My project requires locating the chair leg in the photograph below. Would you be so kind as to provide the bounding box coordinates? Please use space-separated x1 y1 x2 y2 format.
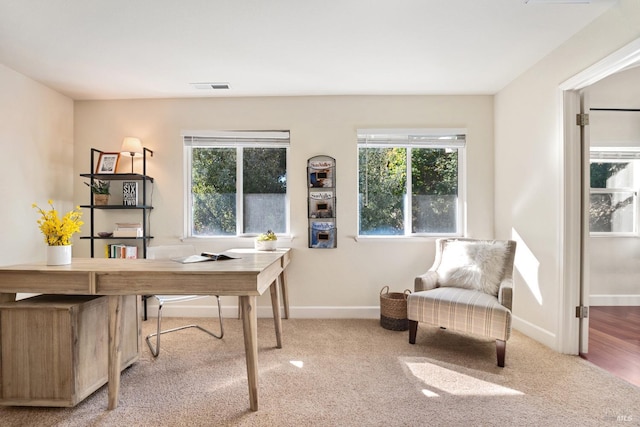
145 296 225 358
409 320 418 344
496 339 506 367
145 299 164 357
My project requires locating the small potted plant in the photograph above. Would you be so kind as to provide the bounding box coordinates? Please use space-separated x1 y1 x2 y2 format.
85 180 111 205
255 230 277 251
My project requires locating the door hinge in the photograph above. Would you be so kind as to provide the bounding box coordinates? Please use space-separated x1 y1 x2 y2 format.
576 305 589 319
576 113 590 126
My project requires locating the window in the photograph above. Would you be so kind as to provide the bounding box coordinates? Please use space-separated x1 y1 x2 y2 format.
590 148 640 236
184 131 289 237
357 129 465 237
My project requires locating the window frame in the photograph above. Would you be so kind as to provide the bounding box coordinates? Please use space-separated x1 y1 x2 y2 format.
589 147 640 237
356 128 466 238
183 130 290 239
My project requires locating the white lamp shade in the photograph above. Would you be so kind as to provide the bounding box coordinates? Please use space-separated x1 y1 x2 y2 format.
120 137 143 157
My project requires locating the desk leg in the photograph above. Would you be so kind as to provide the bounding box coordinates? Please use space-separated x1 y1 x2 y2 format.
270 279 283 349
279 271 289 319
240 295 259 411
107 295 123 410
0 292 15 392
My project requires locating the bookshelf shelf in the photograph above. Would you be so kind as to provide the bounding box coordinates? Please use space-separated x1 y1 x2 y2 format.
80 205 153 210
80 173 154 183
80 236 154 240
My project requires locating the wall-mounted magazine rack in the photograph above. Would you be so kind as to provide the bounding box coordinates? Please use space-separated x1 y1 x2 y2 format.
308 155 336 248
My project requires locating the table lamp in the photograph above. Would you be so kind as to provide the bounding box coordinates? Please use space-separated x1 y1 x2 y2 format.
120 137 143 173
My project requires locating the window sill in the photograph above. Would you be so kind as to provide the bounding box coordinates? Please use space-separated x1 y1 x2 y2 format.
590 233 639 238
352 235 459 242
182 235 295 244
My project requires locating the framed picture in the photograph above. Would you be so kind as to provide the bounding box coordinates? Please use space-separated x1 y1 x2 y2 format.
96 152 120 174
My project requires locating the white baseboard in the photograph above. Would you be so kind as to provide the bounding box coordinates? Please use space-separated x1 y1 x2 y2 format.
146 303 381 319
589 294 640 306
511 315 557 351
286 306 380 319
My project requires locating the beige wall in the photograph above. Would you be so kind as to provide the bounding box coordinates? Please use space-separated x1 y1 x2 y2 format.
495 0 640 350
0 63 74 267
74 95 494 315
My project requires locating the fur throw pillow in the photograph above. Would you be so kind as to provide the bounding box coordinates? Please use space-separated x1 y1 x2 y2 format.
436 240 508 296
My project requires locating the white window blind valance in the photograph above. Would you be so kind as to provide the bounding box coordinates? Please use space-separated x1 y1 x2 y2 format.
590 147 640 160
183 130 290 148
357 128 466 148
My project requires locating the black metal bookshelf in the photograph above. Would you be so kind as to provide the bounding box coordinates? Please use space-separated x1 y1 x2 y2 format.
80 148 154 258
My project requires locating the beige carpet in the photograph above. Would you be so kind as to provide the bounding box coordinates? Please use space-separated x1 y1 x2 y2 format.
1 317 639 427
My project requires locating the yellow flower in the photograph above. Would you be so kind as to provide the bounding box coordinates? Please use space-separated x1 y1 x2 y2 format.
33 201 83 246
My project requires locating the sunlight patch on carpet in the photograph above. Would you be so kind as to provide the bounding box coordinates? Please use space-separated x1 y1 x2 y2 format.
406 362 524 397
290 360 304 368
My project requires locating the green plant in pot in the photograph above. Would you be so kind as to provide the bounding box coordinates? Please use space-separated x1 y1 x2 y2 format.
85 180 110 205
255 230 277 250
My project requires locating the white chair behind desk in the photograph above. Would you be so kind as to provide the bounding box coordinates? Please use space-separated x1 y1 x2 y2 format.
145 245 224 357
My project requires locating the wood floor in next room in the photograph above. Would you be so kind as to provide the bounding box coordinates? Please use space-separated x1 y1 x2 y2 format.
581 306 640 388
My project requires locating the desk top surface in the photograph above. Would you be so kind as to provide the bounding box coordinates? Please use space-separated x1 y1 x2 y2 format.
0 248 289 273
0 248 290 296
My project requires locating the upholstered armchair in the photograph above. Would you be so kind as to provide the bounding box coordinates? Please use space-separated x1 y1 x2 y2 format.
407 238 517 367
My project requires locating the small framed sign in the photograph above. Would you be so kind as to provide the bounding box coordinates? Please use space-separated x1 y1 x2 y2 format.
96 152 120 174
122 181 138 206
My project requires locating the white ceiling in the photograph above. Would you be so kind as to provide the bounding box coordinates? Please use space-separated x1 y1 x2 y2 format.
0 0 618 100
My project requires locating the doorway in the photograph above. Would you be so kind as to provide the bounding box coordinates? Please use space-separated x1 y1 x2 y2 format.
560 37 640 356
580 69 640 386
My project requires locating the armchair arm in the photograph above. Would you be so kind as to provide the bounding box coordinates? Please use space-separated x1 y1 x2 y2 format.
414 271 439 292
498 278 513 311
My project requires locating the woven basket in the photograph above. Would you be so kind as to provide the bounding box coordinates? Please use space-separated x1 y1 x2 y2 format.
379 286 411 331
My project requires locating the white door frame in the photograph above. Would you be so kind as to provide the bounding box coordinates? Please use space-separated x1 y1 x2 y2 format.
559 37 640 354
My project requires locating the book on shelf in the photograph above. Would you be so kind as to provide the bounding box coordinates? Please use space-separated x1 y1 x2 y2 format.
124 246 138 259
112 222 143 237
112 228 143 237
105 244 138 259
171 252 239 264
115 222 141 228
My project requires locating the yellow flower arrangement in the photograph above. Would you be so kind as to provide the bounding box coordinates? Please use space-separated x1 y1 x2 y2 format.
32 200 84 246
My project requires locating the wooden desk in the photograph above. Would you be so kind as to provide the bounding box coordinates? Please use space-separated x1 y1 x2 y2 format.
0 248 291 411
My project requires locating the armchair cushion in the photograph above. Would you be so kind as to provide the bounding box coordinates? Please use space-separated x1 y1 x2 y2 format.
436 240 509 296
407 287 512 341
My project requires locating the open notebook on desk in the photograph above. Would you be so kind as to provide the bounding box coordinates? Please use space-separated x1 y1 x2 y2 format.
172 252 239 264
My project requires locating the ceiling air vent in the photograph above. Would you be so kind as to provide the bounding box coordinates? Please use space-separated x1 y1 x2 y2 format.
524 0 590 3
191 82 230 90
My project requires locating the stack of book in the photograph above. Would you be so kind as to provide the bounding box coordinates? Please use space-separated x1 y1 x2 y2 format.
112 222 143 238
